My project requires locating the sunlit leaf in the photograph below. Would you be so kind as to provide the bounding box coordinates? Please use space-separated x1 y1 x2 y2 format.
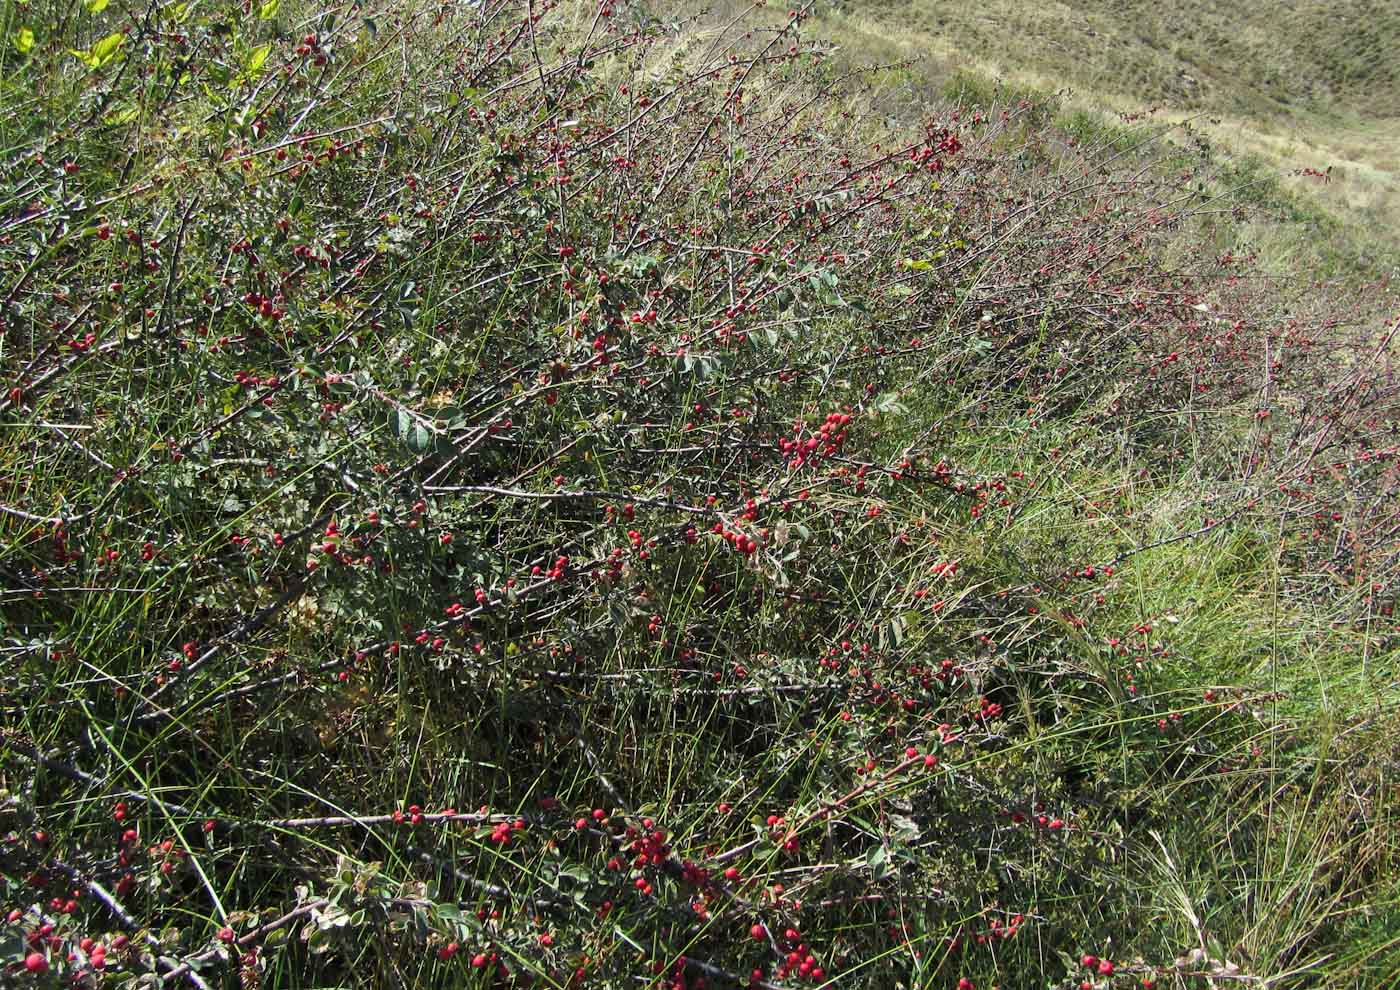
93 31 124 61
105 103 139 125
246 43 272 74
71 31 124 68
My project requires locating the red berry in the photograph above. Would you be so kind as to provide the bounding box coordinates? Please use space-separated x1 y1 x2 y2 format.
750 924 765 941
1081 954 1097 968
25 952 49 974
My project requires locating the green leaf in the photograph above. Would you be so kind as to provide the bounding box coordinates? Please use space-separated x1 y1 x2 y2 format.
13 27 35 53
807 268 845 307
104 104 139 125
889 813 921 842
246 44 272 74
259 0 280 18
393 409 435 453
864 844 895 880
85 0 111 12
874 391 909 415
888 613 906 647
92 31 124 62
71 31 123 68
558 864 593 884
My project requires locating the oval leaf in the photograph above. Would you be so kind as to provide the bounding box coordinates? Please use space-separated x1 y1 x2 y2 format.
246 43 272 74
75 31 125 68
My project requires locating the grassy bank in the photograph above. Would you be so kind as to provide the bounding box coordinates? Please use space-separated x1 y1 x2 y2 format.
783 0 1400 285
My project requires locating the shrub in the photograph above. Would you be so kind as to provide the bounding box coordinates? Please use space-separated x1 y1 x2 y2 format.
2 1 1397 988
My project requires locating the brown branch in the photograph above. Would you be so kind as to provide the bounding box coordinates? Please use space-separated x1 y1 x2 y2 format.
159 899 329 987
47 859 209 990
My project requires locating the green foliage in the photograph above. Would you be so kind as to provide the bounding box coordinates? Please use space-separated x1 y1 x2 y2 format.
0 1 1397 989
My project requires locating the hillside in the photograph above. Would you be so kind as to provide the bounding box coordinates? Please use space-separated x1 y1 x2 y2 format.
839 0 1400 115
793 0 1400 282
2 2 1398 989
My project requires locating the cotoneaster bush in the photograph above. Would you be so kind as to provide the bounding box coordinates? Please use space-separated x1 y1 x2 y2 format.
1 1 1397 989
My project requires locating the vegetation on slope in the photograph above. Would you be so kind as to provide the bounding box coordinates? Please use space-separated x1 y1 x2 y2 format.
793 0 1400 283
834 0 1400 116
1 1 1398 989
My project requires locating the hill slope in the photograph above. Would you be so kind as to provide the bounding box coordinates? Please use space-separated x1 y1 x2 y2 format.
796 0 1400 281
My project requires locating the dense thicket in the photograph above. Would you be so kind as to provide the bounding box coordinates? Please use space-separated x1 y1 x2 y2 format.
2 2 1397 988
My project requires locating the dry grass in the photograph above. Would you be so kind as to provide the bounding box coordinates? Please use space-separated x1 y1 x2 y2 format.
788 0 1400 277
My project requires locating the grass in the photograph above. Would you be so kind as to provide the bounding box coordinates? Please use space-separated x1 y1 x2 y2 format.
788 0 1400 285
1 1 1399 989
